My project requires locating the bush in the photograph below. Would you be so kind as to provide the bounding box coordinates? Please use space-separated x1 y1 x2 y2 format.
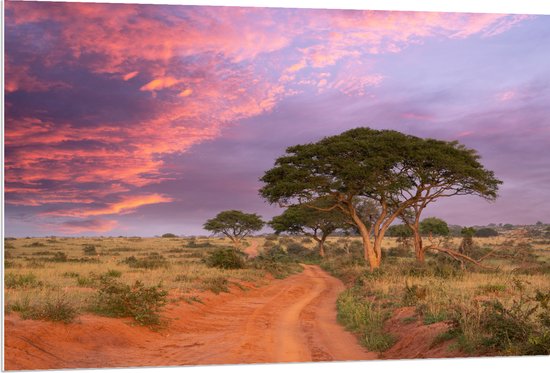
449 285 550 355
204 248 246 269
121 253 169 269
82 244 97 256
50 252 68 262
200 276 229 294
474 228 499 237
10 295 78 323
187 240 213 248
5 273 42 289
93 278 168 326
337 287 396 351
249 247 303 279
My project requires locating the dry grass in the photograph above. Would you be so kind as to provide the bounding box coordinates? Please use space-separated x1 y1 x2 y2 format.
4 236 278 322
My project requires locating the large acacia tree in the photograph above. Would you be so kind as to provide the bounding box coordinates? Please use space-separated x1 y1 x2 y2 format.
269 198 349 257
260 127 501 270
394 138 501 263
260 128 416 269
203 210 264 250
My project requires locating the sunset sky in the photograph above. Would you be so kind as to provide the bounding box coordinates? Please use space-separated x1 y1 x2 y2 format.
5 1 550 236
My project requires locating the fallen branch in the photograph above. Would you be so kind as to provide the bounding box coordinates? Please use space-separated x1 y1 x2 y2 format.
424 245 497 270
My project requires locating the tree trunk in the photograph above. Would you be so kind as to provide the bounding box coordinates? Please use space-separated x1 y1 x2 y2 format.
407 221 425 264
230 237 242 251
351 210 379 270
413 231 425 263
318 240 325 257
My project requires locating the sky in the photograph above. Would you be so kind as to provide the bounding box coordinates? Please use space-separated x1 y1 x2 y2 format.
4 1 550 237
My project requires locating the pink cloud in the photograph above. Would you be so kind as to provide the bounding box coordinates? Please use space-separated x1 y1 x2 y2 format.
57 219 118 234
41 194 173 218
5 2 530 232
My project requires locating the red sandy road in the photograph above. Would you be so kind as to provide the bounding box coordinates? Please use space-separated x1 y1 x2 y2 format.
4 265 376 370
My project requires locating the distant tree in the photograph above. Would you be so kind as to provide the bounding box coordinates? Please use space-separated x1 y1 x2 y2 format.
269 197 349 257
459 227 476 255
474 228 499 237
503 224 514 230
203 210 264 250
161 233 177 238
448 225 463 237
386 224 413 238
419 217 449 237
536 221 544 226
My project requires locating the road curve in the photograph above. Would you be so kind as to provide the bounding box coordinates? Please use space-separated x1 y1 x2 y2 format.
4 265 376 370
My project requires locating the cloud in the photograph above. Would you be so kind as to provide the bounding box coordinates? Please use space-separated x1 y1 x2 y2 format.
58 219 118 234
42 194 173 218
4 2 532 233
123 71 139 81
140 76 183 92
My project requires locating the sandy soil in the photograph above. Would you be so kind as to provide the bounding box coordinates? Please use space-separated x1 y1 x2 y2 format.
4 265 376 370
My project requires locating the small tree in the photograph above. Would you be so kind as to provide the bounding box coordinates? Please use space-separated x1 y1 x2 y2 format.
203 210 264 250
459 227 476 255
419 217 449 237
269 198 349 257
474 228 499 237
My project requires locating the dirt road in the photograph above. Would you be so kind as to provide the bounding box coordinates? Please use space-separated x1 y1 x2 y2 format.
4 265 376 370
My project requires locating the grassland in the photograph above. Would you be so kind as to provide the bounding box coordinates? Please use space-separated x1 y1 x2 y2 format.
4 231 550 357
320 233 550 356
3 235 304 326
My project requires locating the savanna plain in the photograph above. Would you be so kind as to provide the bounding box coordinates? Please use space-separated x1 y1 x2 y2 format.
4 227 550 370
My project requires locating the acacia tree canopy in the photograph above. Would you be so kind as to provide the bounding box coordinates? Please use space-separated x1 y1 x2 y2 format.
395 137 502 262
260 127 418 269
269 197 350 256
203 210 264 249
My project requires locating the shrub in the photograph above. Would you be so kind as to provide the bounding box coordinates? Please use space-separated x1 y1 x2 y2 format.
204 248 246 269
121 253 169 269
449 285 550 355
93 278 168 326
82 244 97 256
337 287 396 351
200 276 229 294
10 295 78 323
474 228 499 237
26 242 46 247
5 273 42 289
105 269 122 278
50 252 68 262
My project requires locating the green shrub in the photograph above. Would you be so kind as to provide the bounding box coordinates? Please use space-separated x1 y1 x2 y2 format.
105 269 122 278
121 253 169 269
26 242 46 247
204 248 246 269
5 273 42 289
200 276 229 294
93 278 168 326
10 295 78 323
82 244 97 256
50 252 68 262
402 284 428 306
76 276 96 287
337 287 396 352
449 286 550 355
